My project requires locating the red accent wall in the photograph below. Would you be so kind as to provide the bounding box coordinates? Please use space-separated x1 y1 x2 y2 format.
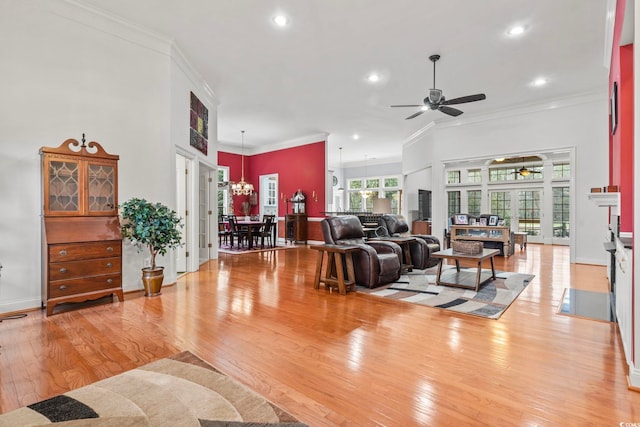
218 141 326 218
610 0 634 233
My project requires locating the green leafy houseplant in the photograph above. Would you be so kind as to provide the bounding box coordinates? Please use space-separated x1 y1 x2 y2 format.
120 198 183 270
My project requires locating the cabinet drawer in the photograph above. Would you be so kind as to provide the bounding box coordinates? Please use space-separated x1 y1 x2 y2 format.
49 241 121 262
49 257 121 281
49 274 121 298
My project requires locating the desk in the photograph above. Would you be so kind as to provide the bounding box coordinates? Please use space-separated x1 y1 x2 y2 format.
431 248 500 291
369 236 416 273
310 244 359 295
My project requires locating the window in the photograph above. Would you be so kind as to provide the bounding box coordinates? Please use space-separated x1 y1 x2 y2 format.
217 166 230 217
467 190 481 216
489 167 513 182
468 169 481 183
553 187 570 238
490 191 511 226
489 165 543 182
347 175 400 213
447 191 460 218
553 163 571 179
447 170 461 184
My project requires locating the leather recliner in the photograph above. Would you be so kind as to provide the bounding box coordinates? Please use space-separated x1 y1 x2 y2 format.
378 214 441 269
321 215 402 288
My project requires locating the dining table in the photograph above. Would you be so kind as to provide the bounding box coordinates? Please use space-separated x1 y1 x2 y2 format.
234 220 265 249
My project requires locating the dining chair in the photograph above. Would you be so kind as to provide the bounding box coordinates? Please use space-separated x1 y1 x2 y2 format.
256 215 276 248
218 216 231 246
227 215 248 248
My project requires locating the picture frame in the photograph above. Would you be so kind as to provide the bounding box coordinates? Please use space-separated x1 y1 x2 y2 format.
497 219 506 226
479 217 487 226
455 214 468 225
189 91 209 155
488 215 499 226
611 81 618 136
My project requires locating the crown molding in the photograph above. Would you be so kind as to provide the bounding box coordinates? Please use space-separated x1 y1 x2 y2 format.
58 0 172 56
436 91 605 130
403 91 605 147
60 0 217 106
169 43 218 107
219 133 329 156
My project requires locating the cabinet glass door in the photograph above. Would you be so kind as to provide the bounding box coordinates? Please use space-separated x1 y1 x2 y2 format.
47 160 80 214
87 162 116 214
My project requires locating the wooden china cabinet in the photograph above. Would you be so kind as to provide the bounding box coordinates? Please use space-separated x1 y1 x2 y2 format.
40 136 124 315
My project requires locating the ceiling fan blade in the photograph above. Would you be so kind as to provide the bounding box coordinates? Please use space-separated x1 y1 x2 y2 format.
442 93 486 105
438 106 464 117
390 104 423 108
405 110 426 120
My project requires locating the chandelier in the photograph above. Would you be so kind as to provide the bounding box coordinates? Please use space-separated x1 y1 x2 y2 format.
231 130 254 196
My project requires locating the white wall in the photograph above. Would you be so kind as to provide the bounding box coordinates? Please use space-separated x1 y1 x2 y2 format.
0 1 216 313
403 95 609 265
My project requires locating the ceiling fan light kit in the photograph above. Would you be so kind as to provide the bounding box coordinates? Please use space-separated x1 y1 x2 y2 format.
390 54 486 119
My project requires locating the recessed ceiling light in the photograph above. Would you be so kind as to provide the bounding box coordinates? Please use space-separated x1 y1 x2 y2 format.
507 25 525 36
367 73 380 83
273 15 288 27
352 134 360 140
532 77 548 87
420 106 428 111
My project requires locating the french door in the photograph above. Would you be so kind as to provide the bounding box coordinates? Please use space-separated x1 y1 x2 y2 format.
489 188 544 244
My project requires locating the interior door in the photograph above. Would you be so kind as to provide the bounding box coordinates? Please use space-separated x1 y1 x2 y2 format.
260 174 278 237
175 154 188 272
199 164 215 263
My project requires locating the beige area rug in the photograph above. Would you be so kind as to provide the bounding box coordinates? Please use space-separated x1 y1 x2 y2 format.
359 266 534 320
0 351 307 426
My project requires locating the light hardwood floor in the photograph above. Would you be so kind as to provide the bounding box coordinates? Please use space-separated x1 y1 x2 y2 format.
0 244 638 425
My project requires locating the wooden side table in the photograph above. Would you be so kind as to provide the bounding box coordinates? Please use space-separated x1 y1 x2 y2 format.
310 244 359 295
369 236 416 273
513 232 528 250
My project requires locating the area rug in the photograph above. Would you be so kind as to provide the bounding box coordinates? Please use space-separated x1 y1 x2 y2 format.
218 243 295 255
359 266 535 319
0 351 307 426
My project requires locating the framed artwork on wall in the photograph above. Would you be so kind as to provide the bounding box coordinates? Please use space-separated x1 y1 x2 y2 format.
190 92 208 155
610 81 618 136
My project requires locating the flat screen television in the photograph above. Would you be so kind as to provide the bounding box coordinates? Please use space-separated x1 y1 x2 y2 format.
418 189 432 220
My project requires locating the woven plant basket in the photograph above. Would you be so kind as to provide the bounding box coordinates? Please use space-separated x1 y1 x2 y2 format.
452 240 483 254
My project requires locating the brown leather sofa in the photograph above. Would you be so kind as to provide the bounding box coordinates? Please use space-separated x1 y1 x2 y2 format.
321 215 402 288
378 214 441 269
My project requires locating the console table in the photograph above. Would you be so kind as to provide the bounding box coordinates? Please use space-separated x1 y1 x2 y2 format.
450 225 512 257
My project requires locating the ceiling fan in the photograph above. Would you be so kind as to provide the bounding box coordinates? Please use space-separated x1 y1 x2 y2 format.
516 165 542 177
390 54 486 119
514 158 543 177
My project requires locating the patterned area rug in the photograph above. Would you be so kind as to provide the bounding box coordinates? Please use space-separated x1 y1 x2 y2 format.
218 243 295 255
0 351 307 426
359 266 534 319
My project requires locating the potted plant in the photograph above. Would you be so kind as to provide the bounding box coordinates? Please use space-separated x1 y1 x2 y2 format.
120 197 183 296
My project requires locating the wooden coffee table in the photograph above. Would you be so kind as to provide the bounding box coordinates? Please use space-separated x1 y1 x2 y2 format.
431 248 500 291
